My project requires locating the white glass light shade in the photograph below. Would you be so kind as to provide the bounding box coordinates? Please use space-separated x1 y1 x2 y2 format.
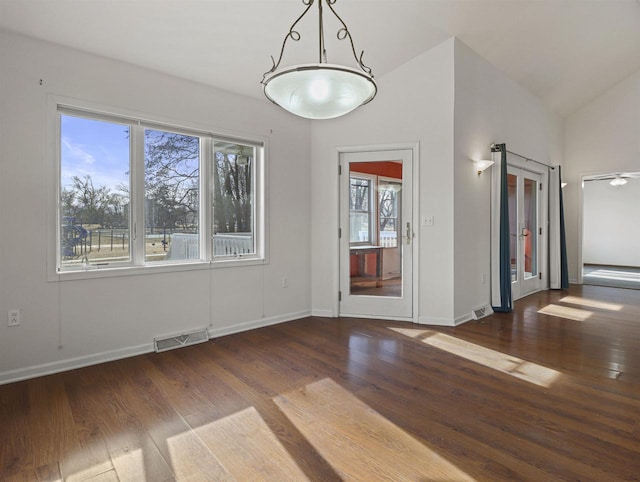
473 159 494 175
263 63 377 120
610 175 627 186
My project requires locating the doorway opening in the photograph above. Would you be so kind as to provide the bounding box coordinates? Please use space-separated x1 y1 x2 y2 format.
581 172 640 290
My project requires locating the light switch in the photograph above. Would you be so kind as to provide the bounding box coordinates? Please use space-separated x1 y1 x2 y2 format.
422 216 434 226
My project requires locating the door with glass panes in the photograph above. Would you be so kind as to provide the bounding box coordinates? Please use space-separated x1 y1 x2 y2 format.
508 166 542 299
339 149 413 319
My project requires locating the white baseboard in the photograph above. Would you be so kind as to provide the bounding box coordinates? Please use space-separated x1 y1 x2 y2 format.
0 310 311 386
207 310 311 339
311 309 334 318
417 315 456 326
455 314 473 325
0 342 154 386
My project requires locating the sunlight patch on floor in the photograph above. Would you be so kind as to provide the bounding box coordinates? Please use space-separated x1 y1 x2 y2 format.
184 406 308 481
559 295 623 311
538 304 593 321
63 452 116 482
166 423 233 481
110 447 146 482
388 327 560 388
586 269 640 283
274 377 476 481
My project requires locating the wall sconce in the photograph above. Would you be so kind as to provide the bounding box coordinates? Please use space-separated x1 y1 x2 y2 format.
473 159 494 175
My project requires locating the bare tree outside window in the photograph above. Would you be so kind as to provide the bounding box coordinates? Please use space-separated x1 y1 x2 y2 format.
213 144 255 256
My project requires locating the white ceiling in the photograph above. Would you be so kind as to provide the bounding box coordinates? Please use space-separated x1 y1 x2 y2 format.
1 0 639 118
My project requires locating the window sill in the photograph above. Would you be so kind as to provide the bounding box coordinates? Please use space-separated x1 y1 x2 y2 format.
50 257 267 282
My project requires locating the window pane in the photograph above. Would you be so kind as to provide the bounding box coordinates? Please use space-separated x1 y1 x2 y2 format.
350 178 370 210
213 142 255 256
350 212 371 243
379 181 400 248
350 177 372 244
60 115 131 267
145 129 200 262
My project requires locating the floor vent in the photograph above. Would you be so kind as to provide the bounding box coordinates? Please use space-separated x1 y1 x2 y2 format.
471 304 494 321
154 329 209 353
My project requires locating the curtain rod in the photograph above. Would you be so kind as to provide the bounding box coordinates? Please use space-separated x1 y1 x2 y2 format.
490 143 555 170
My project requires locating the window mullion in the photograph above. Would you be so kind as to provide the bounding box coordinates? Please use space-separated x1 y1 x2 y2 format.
201 137 213 262
131 125 146 266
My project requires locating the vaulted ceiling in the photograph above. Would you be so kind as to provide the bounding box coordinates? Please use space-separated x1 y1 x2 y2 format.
1 0 639 117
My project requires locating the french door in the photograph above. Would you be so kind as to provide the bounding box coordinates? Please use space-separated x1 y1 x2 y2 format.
339 149 413 319
508 166 542 299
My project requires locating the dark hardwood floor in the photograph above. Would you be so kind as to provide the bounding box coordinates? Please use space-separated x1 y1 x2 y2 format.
1 284 639 481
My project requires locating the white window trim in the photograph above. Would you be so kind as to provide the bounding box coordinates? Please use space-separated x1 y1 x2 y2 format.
349 172 377 246
47 95 268 282
378 176 401 248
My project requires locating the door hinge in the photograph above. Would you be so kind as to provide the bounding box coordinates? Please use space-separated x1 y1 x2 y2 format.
539 227 542 235
338 291 342 301
339 228 342 238
539 272 542 280
338 165 342 175
540 183 543 191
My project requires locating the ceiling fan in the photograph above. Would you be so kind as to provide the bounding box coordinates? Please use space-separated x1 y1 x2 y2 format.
583 172 640 185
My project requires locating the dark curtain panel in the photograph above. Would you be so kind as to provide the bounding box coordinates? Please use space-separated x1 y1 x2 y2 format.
493 143 513 312
558 166 569 289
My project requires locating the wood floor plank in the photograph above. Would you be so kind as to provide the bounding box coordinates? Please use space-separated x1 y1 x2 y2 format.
275 377 476 481
109 359 235 481
67 364 175 482
142 352 310 480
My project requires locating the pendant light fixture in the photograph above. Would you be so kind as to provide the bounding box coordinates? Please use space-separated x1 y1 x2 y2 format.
261 0 377 120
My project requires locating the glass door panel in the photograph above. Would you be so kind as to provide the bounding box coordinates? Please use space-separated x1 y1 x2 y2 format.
523 177 538 279
339 150 413 319
508 173 518 283
508 166 542 300
348 165 402 298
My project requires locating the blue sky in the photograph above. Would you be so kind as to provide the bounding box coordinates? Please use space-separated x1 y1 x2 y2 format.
60 115 130 192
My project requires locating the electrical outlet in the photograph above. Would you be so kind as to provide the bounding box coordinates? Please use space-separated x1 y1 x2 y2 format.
8 309 20 327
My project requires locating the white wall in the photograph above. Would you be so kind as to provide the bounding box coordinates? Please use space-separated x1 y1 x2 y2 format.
453 40 564 321
564 69 640 281
583 178 640 267
309 37 564 326
0 32 312 383
310 38 456 324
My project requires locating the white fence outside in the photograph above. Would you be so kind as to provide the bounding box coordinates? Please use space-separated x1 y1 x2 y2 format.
166 233 253 260
213 233 253 256
356 230 398 247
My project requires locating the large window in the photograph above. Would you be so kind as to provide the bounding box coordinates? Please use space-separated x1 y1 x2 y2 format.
56 106 264 274
349 174 400 247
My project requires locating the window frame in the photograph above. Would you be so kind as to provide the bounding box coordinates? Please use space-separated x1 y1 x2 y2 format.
47 97 267 281
349 173 377 246
378 176 401 249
